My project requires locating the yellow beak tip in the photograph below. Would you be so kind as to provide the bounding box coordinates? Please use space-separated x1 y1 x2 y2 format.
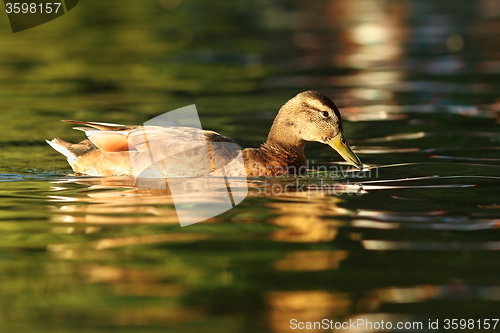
326 133 363 171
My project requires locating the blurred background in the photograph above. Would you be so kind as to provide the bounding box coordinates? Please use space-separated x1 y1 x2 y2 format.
1 0 500 332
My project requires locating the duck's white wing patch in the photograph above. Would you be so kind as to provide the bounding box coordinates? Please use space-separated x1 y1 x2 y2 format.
82 121 126 127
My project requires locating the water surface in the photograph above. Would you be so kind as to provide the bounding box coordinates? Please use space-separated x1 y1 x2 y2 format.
1 0 500 332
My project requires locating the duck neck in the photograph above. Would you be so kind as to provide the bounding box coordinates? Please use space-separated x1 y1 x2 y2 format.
262 127 307 167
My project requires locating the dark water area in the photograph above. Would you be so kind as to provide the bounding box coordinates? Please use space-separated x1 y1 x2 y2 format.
1 0 500 332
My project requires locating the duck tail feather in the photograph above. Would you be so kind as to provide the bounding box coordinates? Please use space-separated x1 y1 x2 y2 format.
46 138 78 165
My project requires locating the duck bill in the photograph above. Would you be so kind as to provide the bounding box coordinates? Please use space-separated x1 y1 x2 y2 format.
326 133 363 170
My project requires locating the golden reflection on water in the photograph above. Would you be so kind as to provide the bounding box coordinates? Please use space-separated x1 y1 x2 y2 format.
274 250 347 271
267 291 350 333
268 198 346 243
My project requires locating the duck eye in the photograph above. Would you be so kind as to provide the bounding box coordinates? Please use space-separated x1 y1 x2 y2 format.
321 111 329 117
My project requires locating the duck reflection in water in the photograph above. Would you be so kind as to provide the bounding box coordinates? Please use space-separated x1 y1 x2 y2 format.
49 174 359 232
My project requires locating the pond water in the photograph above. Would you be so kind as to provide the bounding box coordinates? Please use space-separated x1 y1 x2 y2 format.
1 0 500 332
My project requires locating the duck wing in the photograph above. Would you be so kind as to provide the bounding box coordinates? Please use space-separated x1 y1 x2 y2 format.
127 126 242 176
62 121 244 177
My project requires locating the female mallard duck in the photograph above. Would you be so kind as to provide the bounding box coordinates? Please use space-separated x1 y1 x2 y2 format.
47 91 362 177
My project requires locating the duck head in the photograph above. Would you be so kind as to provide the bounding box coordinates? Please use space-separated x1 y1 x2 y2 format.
267 91 363 169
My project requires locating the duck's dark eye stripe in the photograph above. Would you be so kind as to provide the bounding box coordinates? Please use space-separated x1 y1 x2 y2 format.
305 104 320 112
